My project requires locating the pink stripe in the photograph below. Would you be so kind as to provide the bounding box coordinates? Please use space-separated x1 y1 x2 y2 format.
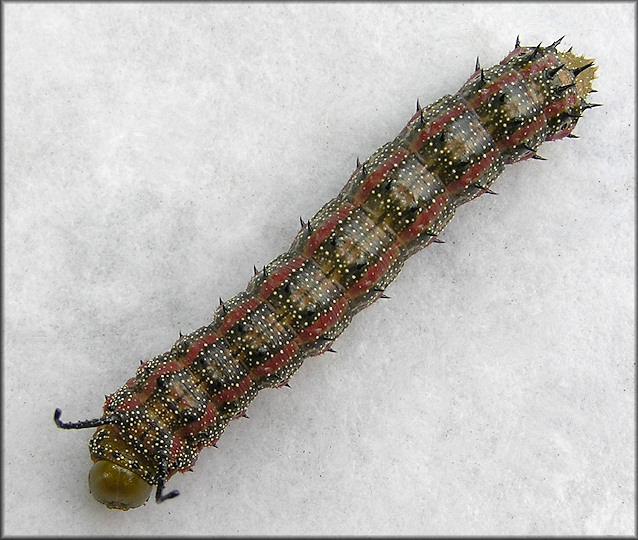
398 192 450 244
346 246 400 298
219 297 261 334
253 342 299 378
444 149 500 195
259 256 306 298
408 104 466 153
354 149 410 203
297 297 349 343
303 203 354 256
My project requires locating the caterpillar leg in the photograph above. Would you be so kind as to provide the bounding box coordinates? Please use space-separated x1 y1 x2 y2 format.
54 408 113 429
155 478 180 503
155 459 179 503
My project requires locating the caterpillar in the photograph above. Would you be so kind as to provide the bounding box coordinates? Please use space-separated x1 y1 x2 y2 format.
54 37 598 510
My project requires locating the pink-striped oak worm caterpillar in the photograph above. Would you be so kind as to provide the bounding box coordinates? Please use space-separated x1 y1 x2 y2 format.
55 37 598 510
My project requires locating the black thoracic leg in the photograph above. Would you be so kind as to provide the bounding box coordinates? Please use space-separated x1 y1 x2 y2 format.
155 457 180 503
54 408 114 429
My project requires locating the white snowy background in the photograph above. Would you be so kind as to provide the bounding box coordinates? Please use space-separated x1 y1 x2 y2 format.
4 3 635 536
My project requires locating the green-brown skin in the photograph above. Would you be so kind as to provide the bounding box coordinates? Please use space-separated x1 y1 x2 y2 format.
58 40 597 509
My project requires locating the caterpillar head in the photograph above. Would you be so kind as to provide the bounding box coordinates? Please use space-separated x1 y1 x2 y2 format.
88 460 152 510
54 408 175 510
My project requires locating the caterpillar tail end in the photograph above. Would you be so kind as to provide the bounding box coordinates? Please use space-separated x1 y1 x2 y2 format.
88 460 152 510
557 50 598 99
